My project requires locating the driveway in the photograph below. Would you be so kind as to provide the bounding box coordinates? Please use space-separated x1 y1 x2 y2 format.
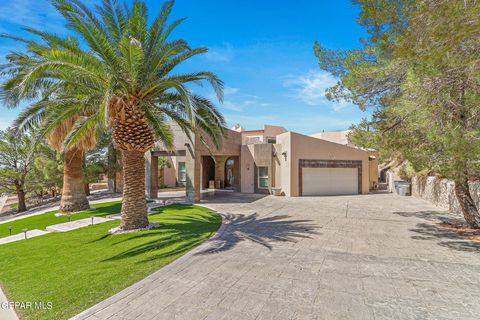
72 192 480 320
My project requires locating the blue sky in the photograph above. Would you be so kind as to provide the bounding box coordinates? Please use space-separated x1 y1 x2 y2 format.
0 0 369 134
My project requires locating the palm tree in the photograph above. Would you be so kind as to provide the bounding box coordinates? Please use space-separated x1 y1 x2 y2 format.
48 116 96 212
0 0 225 230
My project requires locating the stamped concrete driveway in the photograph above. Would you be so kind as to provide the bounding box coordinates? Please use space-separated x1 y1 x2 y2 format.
72 192 480 320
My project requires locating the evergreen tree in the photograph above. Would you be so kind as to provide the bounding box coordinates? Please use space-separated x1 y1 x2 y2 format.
315 0 480 227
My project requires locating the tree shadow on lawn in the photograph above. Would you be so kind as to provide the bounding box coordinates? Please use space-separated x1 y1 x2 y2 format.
100 214 221 263
196 213 320 254
92 202 123 217
393 210 480 253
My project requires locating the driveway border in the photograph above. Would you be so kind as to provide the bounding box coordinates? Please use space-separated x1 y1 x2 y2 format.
0 285 19 320
70 208 227 320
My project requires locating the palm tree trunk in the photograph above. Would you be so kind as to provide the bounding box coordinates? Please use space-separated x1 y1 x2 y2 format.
119 150 149 230
454 178 480 229
60 148 90 213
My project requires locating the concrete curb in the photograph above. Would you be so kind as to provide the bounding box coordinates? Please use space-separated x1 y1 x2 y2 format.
70 208 228 320
0 197 123 226
0 285 19 320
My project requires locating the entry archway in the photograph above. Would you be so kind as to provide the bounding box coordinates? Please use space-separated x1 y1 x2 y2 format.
224 156 239 189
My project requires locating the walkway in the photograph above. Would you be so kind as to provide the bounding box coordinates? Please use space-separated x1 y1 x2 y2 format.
71 192 480 320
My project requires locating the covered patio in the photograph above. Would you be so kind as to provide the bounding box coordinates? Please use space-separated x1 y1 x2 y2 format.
144 124 242 203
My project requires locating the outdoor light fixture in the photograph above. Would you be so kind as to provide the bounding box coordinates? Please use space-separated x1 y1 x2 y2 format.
22 228 28 240
282 151 287 161
91 216 94 226
8 226 12 236
246 163 250 170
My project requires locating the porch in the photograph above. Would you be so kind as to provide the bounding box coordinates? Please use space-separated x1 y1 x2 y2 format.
145 151 241 203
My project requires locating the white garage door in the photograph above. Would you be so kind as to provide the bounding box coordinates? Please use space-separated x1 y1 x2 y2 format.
302 167 358 196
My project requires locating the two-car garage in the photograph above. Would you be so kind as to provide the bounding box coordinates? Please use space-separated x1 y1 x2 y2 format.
301 167 359 196
298 159 363 196
274 131 377 197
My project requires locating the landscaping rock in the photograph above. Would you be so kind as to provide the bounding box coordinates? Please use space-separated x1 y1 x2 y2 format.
108 222 160 235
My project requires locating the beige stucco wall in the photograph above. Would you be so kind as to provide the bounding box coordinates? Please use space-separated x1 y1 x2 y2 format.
240 144 276 193
241 125 288 145
369 157 379 190
161 155 185 188
241 130 264 144
278 132 373 196
273 144 282 189
153 123 190 151
162 167 177 188
254 144 274 192
153 122 241 157
263 125 288 140
276 132 292 196
195 129 241 156
240 145 255 193
309 130 351 145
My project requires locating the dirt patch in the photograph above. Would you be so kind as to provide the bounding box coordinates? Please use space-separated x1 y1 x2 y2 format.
438 222 480 244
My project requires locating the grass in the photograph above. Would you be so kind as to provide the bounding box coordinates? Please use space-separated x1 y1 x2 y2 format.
0 201 121 238
0 203 221 320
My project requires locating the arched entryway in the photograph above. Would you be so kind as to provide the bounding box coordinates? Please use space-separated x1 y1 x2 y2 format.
224 156 239 190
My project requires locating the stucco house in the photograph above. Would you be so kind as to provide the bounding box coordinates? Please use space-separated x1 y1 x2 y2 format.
142 123 378 202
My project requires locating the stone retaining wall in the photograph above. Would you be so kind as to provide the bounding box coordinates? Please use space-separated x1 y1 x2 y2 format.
411 176 480 214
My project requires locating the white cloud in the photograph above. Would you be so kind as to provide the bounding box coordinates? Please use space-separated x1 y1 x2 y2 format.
223 86 240 95
216 87 270 113
204 43 233 62
283 70 352 111
221 101 243 112
0 0 64 30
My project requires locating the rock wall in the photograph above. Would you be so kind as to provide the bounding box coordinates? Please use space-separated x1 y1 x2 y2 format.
411 176 480 214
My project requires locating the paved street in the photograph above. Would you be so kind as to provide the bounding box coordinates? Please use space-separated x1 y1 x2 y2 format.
72 192 480 320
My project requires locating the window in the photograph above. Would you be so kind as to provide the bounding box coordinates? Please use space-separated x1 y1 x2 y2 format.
178 162 186 184
258 166 269 189
245 135 263 144
266 137 276 144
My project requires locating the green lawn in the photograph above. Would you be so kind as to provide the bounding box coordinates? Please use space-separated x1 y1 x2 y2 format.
0 203 221 320
0 201 122 238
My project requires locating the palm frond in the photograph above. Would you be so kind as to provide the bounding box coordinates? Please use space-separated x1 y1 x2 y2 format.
97 0 128 42
141 106 174 149
62 113 100 149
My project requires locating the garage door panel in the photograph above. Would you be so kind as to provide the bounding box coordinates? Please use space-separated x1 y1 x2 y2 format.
302 167 358 196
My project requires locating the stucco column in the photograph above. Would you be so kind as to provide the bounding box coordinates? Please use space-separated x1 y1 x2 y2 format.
214 156 227 189
144 152 158 199
185 141 201 203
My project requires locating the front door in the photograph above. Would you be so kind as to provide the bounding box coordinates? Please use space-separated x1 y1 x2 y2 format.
224 157 237 188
